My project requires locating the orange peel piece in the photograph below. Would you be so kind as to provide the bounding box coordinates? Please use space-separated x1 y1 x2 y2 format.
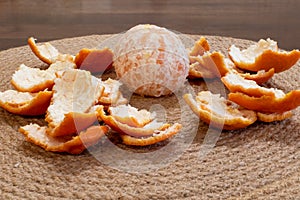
240 68 275 84
120 123 182 146
98 105 171 137
11 61 76 93
0 90 52 116
74 48 114 73
46 69 104 137
257 111 293 122
189 51 229 79
229 38 300 73
228 90 300 113
98 78 127 107
19 124 108 154
28 37 74 65
183 92 257 130
189 36 210 57
221 72 284 97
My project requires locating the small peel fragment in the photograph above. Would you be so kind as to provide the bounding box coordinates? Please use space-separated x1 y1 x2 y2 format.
19 124 108 154
229 38 300 73
228 90 300 113
120 123 182 146
74 48 114 73
0 90 52 116
257 111 293 122
183 91 257 130
189 36 210 57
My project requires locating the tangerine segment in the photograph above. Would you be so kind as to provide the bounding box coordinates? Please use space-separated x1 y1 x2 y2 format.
0 90 52 116
189 37 210 57
228 90 300 113
221 73 284 98
183 92 257 130
121 123 182 146
19 124 108 154
189 51 229 79
229 38 300 73
11 61 76 93
257 111 293 122
74 48 114 73
98 105 170 137
28 37 60 65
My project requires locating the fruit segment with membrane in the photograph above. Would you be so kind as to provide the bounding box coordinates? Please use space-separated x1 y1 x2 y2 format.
183 91 257 130
229 38 300 73
113 24 189 97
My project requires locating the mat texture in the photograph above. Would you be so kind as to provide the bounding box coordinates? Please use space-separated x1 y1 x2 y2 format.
0 35 299 200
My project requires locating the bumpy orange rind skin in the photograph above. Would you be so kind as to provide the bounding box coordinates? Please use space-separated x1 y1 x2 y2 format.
183 93 257 130
189 37 210 57
0 91 52 116
19 125 108 154
229 49 300 73
228 90 300 113
120 123 182 146
257 111 293 123
74 48 114 73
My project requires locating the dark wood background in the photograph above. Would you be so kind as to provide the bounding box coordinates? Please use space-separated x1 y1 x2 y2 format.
0 0 299 50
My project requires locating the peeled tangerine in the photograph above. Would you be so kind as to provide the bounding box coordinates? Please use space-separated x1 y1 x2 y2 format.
183 91 257 130
113 24 189 97
229 38 300 73
98 105 182 146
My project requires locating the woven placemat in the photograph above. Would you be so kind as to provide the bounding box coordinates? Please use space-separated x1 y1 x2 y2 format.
0 34 299 199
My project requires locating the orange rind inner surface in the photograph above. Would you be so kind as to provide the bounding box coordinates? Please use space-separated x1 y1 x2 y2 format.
74 48 114 73
189 37 210 57
98 78 127 107
120 123 182 146
0 90 52 116
183 92 257 130
98 105 170 137
19 124 108 154
257 111 293 123
240 68 275 84
45 69 104 137
11 61 76 93
229 38 300 73
228 90 300 113
221 73 284 98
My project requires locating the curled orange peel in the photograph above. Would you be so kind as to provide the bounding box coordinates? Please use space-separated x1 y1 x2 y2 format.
120 123 182 146
189 36 210 57
28 37 74 65
229 38 300 73
0 90 52 116
257 111 293 123
228 90 300 113
19 124 108 154
183 92 257 130
74 48 114 73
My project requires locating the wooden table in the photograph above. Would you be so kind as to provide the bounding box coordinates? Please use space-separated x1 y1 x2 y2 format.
0 0 299 50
